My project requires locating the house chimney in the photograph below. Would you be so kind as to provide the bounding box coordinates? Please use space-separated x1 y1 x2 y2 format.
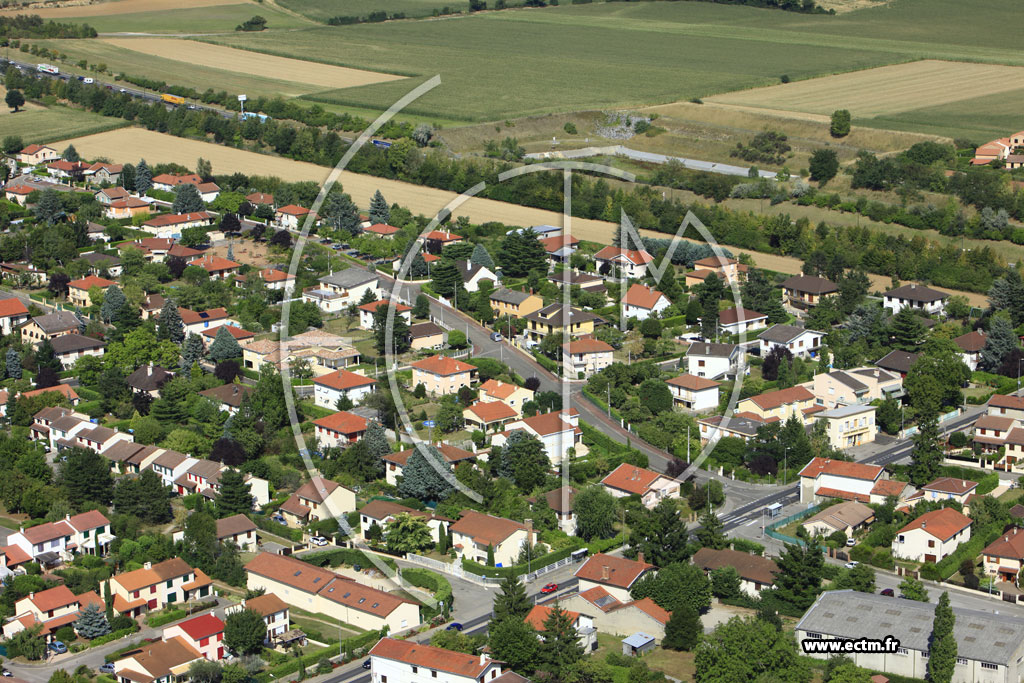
65 514 70 521
233 386 238 396
601 565 609 581
146 365 152 378
143 561 152 570
921 522 926 529
479 653 487 666
963 480 967 487
28 592 34 600
637 551 645 565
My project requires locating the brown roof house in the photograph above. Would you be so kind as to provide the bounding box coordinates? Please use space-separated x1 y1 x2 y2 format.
692 547 780 597
279 476 355 529
891 508 972 564
601 463 680 510
575 553 655 603
449 510 536 568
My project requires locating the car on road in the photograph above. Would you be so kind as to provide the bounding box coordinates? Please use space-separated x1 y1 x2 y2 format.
331 244 343 250
446 623 463 631
310 535 329 546
490 332 503 342
119 88 126 93
844 561 859 569
846 538 856 546
3 668 14 677
540 582 558 594
48 641 68 655
362 660 371 670
271 513 286 524
880 588 895 597
99 663 115 674
83 77 93 84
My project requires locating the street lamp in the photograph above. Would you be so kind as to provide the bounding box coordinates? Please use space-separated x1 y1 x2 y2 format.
784 446 789 485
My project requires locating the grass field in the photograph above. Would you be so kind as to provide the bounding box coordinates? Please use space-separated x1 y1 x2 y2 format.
0 104 126 145
30 1 310 33
0 0 249 17
278 0 471 21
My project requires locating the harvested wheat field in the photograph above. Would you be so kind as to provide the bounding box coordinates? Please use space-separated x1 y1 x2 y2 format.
56 127 988 307
102 39 405 90
708 60 1024 118
0 0 246 17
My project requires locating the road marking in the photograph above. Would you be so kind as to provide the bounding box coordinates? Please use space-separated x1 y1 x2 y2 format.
745 518 759 526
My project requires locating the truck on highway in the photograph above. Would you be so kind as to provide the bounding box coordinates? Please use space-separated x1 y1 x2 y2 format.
240 111 269 123
161 93 185 106
36 64 58 75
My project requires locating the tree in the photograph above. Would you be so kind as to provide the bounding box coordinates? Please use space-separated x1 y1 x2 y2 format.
208 325 242 361
5 88 24 112
74 603 110 639
890 307 925 351
631 562 710 614
899 576 929 602
7 624 45 660
471 243 495 270
830 109 851 137
773 539 823 612
538 603 584 679
826 663 872 683
834 562 875 593
5 348 21 380
48 273 71 300
369 190 390 224
928 592 956 683
196 157 213 181
981 315 1019 371
492 573 531 624
412 293 430 319
488 616 540 675
498 430 550 492
663 604 701 651
181 507 218 573
180 333 205 376
59 447 114 507
224 608 267 656
909 412 943 486
135 158 152 194
216 469 253 517
270 230 292 249
397 445 453 501
486 544 495 566
629 498 691 568
430 260 463 299
114 469 171 524
35 188 63 225
324 192 361 235
157 298 184 343
694 616 808 683
809 149 839 185
385 513 434 553
710 566 742 599
574 485 616 541
638 378 672 414
373 302 411 355
188 660 223 683
101 285 127 323
498 229 547 277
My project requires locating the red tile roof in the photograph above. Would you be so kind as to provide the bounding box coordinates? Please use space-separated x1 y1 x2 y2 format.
480 379 520 400
870 479 909 498
188 254 241 273
384 443 477 467
538 234 579 253
745 386 815 411
26 585 78 613
524 604 580 630
143 212 212 228
897 507 972 542
243 593 288 617
424 230 462 242
0 297 28 318
601 463 664 496
365 223 400 236
799 457 883 482
276 204 310 216
68 510 109 532
200 325 253 341
369 638 493 677
314 369 377 392
562 339 613 354
21 384 79 402
622 283 666 310
988 394 1024 411
244 552 335 593
20 144 52 155
629 597 670 625
450 510 529 547
176 613 224 641
665 374 720 391
178 307 228 325
954 330 987 353
357 299 411 314
575 553 653 588
922 477 978 496
313 411 368 435
411 354 475 376
246 192 274 205
68 275 115 291
983 527 1024 560
465 401 517 423
593 246 653 265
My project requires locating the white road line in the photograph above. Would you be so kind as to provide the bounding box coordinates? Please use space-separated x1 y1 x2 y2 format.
745 519 759 527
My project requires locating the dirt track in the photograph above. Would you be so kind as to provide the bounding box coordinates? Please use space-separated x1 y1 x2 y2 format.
56 127 989 307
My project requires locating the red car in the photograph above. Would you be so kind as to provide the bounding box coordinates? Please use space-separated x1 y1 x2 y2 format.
540 583 558 594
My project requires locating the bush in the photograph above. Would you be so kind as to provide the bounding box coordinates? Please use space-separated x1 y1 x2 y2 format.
402 568 453 618
55 625 76 643
919 563 941 581
302 548 397 571
146 609 186 627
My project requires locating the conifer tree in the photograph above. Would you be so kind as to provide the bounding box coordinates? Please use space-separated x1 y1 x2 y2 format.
471 243 495 270
369 190 390 225
5 348 21 379
157 299 184 344
179 334 204 376
492 573 530 623
217 469 254 517
100 285 126 323
73 604 110 639
135 159 152 194
662 604 701 651
928 591 956 683
207 325 242 361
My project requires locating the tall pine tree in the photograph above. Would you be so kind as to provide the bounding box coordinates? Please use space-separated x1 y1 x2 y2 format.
208 326 242 361
100 285 127 323
471 243 495 270
74 604 110 639
216 469 254 517
492 573 531 624
157 299 184 344
5 348 21 379
135 159 152 194
179 334 205 376
538 604 583 680
928 592 956 683
369 190 390 225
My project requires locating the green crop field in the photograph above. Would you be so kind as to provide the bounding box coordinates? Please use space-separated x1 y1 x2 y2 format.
0 105 127 145
53 3 309 34
860 86 1024 143
277 0 471 21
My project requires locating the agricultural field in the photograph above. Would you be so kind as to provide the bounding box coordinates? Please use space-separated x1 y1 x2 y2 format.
277 0 471 21
861 87 1024 143
0 0 249 17
0 101 126 144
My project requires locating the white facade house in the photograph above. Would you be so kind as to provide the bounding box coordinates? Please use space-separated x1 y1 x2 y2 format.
891 508 972 563
718 307 768 335
491 409 582 465
685 342 741 380
358 300 412 331
883 283 948 316
455 261 499 293
313 370 377 410
665 374 719 413
798 457 885 504
954 330 987 372
369 638 504 683
758 324 825 359
592 247 654 280
621 284 670 321
303 270 379 314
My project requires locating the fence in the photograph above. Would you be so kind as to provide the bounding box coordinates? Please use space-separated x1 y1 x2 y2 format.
403 553 504 587
523 555 577 583
765 503 820 547
901 408 964 438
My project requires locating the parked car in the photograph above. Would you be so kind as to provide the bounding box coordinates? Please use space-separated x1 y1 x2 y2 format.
880 588 895 597
540 582 558 594
271 514 286 524
844 561 859 569
446 622 463 631
362 660 371 670
490 332 503 342
83 77 93 84
3 668 15 677
48 641 67 654
846 538 856 547
99 663 115 674
310 535 328 546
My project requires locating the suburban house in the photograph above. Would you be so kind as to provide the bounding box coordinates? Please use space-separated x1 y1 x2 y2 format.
685 342 741 380
356 500 450 540
364 223 400 239
245 192 274 208
875 349 920 378
805 367 903 409
954 330 987 372
559 591 669 641
112 634 204 683
2 585 103 641
621 284 669 321
408 322 445 350
973 414 1017 453
84 162 122 185
368 638 504 683
188 254 241 280
562 339 614 379
105 197 152 220
8 510 114 562
357 299 412 330
489 288 544 319
982 527 1024 583
235 268 295 292
179 307 234 336
67 275 116 308
46 160 88 180
0 297 28 335
279 476 356 528
411 355 476 396
242 330 361 375
95 186 129 205
801 501 875 537
17 144 59 165
797 590 1024 683
691 548 779 597
454 261 498 292
303 270 379 313
781 275 837 310
197 383 253 416
539 486 577 536
891 507 972 563
737 386 817 423
149 449 193 489
717 307 767 335
575 553 655 603
757 324 824 359
449 510 536 567
140 212 214 238
697 413 767 444
313 370 377 410
593 247 654 279
492 409 582 464
694 255 745 283
381 443 477 487
463 401 518 432
422 230 462 253
538 234 579 263
912 477 979 506
523 304 601 341
812 404 877 450
216 514 258 552
524 604 597 651
106 558 213 617
274 205 315 229
600 463 680 509
49 333 105 369
312 411 369 449
75 424 134 455
162 613 226 661
79 251 123 278
883 283 949 316
245 552 419 633
665 374 720 413
798 457 886 503
126 365 174 397
551 270 606 295
225 593 290 644
477 379 533 418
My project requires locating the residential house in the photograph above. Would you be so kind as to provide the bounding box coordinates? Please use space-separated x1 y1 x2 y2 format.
151 173 203 192
84 162 122 185
692 548 779 597
812 404 877 450
245 192 274 208
621 284 669 321
693 256 744 284
111 635 204 683
279 476 356 528
94 186 129 205
801 501 875 537
718 307 767 335
454 261 498 293
381 443 477 487
492 409 582 464
870 479 915 505
575 553 655 603
368 638 503 683
197 383 253 416
364 223 400 239
75 424 134 455
67 275 116 307
875 350 920 378
805 367 903 409
162 613 225 661
685 269 726 289
697 412 767 444
0 262 48 287
313 370 377 410
23 383 80 408
559 591 669 641
758 324 824 359
600 463 680 509
216 514 258 552
477 379 533 418
0 297 29 336
45 160 88 180
188 254 241 280
104 197 151 220
538 234 579 264
50 333 105 369
106 558 213 617
79 251 123 278
411 355 475 396
303 270 379 313
524 604 597 651
955 330 987 372
242 330 360 375
17 144 58 166
737 386 818 423
225 593 290 644
988 394 1024 420
463 401 518 432
685 342 741 380
538 486 577 536
665 374 719 413
358 299 412 331
450 510 535 567
891 507 972 563
408 322 445 351
312 411 368 449
8 510 114 562
592 247 654 279
551 270 606 295
200 324 254 349
781 275 837 310
916 478 979 505
883 283 949 316
422 230 462 254
798 457 886 504
982 527 1024 583
524 304 601 341
797 590 1024 683
356 500 450 540
140 212 214 238
490 288 544 319
31 407 91 452
234 268 295 292
3 185 33 205
179 307 230 336
149 449 194 489
2 585 103 640
103 442 163 475
126 365 174 398
562 338 613 379
973 414 1017 453
245 552 419 633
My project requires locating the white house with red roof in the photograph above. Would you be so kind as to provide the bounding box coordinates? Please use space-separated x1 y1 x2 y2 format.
313 411 368 449
235 268 295 292
358 299 412 330
179 307 232 336
718 306 768 335
279 476 356 527
245 192 274 208
450 510 535 567
188 253 241 280
200 324 254 349
67 275 116 308
2 585 103 641
163 613 226 661
665 373 719 413
892 508 972 563
562 339 613 379
954 330 987 372
141 212 214 238
593 246 654 280
538 234 579 264
560 590 668 641
275 205 315 230
0 297 29 335
313 369 377 409
621 284 669 321
492 409 582 464
600 463 680 509
369 638 503 683
225 593 290 643
477 379 533 418
411 355 475 396
365 223 400 239
17 144 58 166
8 510 113 562
381 443 478 487
463 401 518 432
798 457 886 504
575 553 655 603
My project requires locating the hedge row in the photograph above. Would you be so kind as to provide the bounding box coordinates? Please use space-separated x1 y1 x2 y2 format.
935 521 1003 580
88 624 139 650
301 548 398 572
146 609 185 627
461 539 585 579
401 568 453 618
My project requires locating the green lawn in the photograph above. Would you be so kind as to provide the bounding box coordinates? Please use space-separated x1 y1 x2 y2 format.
0 104 127 144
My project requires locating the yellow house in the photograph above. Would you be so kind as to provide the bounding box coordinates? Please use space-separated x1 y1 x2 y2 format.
278 476 356 529
106 558 213 618
67 275 117 308
524 303 601 341
477 379 534 418
410 355 476 396
737 386 817 423
812 404 876 450
490 288 543 319
449 510 535 567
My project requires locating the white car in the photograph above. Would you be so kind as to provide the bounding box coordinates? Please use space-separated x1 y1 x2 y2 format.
310 535 328 547
83 77 93 84
845 561 859 569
